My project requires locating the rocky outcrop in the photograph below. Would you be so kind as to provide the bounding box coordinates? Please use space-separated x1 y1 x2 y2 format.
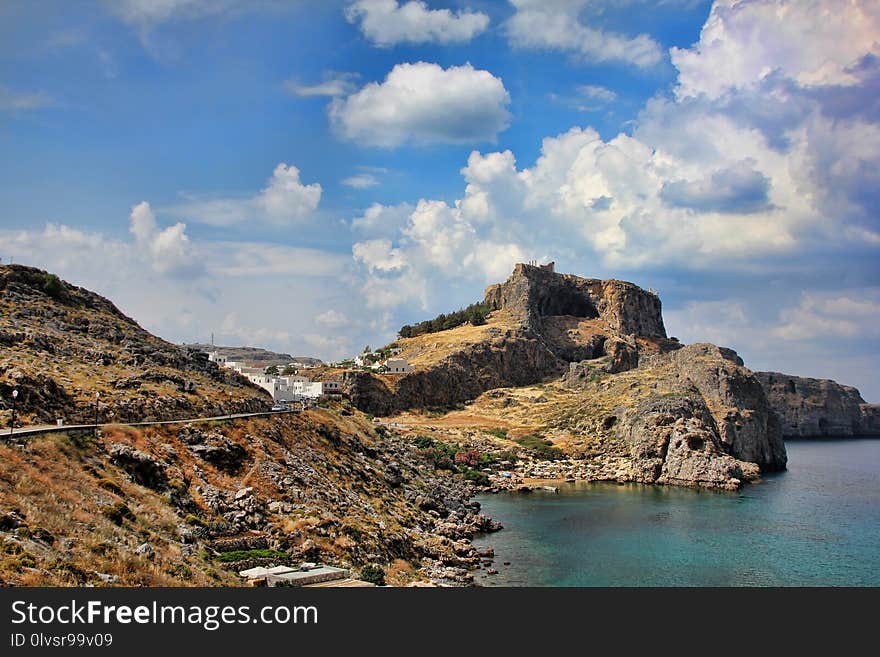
484 262 666 338
614 396 761 490
350 264 673 415
755 372 880 438
345 330 565 415
662 345 787 471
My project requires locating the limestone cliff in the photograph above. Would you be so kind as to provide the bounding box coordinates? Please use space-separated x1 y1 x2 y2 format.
484 262 666 338
755 371 880 438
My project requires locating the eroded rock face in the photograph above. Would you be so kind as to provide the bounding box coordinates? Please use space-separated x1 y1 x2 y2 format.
344 330 565 415
755 371 879 438
662 345 787 471
614 396 761 490
484 262 666 338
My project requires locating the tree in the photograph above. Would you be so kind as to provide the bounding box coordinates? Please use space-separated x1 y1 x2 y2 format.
265 365 279 376
363 345 371 354
281 365 296 375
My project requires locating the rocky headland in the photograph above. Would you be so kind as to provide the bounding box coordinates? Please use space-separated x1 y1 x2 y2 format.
755 372 880 438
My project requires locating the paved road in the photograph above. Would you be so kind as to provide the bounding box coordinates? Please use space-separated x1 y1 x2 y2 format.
3 408 302 440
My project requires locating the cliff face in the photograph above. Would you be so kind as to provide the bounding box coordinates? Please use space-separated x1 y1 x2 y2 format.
0 265 269 426
484 263 666 338
589 343 786 481
661 345 787 470
755 372 880 438
615 395 762 490
345 330 565 415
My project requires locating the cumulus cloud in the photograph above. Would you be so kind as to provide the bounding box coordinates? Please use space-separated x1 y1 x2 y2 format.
352 239 408 272
671 0 880 99
314 309 348 327
505 0 663 68
129 201 200 276
170 163 322 227
350 202 414 237
345 0 489 46
329 62 511 147
660 161 772 214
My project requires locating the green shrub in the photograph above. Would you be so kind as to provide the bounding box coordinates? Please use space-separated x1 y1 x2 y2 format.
485 427 508 439
360 564 386 586
398 302 492 338
412 435 436 449
101 501 135 525
420 439 458 470
458 466 490 486
184 514 208 528
514 434 564 460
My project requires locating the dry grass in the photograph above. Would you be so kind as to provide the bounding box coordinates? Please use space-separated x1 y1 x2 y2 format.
393 310 521 367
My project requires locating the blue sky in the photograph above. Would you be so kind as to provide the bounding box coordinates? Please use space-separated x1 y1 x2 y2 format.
1 0 879 400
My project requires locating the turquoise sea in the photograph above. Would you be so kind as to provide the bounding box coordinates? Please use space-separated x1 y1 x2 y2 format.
473 439 880 586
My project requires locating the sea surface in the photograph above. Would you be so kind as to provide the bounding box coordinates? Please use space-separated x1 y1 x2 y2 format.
472 439 880 586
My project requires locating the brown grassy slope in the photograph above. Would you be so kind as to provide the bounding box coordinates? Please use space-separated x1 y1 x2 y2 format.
0 409 482 586
392 310 522 368
394 357 687 456
0 265 269 426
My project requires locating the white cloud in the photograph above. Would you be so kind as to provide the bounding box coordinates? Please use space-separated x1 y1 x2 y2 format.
315 310 348 327
284 72 359 98
577 84 617 103
345 0 489 46
352 239 408 272
350 202 414 237
671 0 880 99
0 85 53 111
129 201 199 276
329 62 511 147
170 163 322 227
0 220 360 362
342 173 380 189
505 0 663 68
772 292 880 341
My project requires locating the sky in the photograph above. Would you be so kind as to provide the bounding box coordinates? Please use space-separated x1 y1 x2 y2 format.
1 0 879 400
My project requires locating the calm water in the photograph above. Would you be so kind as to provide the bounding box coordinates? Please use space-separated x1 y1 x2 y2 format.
473 439 880 586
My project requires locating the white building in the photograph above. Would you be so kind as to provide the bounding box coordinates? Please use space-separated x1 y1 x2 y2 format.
374 358 413 374
208 351 228 365
322 380 342 394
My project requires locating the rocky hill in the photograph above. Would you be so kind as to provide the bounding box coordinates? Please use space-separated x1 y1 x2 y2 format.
344 263 680 414
755 372 880 438
186 344 322 368
0 410 498 586
0 265 269 427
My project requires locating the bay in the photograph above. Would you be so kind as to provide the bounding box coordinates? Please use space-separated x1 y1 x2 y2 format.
473 439 880 586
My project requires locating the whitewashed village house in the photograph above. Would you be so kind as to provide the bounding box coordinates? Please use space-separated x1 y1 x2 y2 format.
209 351 334 403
